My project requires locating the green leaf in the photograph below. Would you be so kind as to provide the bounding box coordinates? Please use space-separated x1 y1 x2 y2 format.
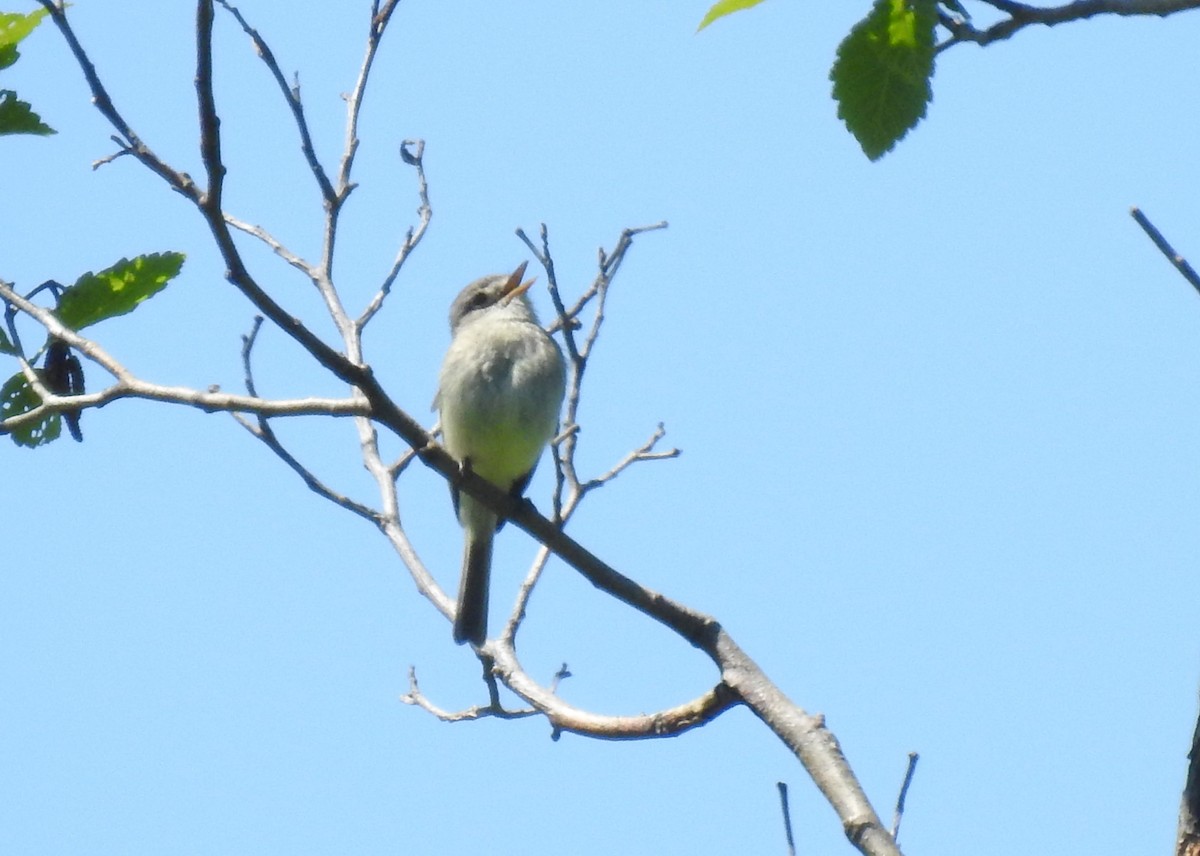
697 0 769 31
0 10 52 132
0 8 48 50
0 326 14 355
56 252 185 330
0 43 19 70
0 371 60 448
831 0 937 160
0 89 53 136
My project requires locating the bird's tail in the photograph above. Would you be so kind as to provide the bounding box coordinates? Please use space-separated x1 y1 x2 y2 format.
453 528 493 646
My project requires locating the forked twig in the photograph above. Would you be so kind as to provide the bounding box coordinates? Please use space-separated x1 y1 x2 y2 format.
215 0 336 203
234 316 380 523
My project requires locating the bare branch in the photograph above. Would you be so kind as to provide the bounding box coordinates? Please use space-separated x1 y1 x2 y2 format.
240 314 266 396
891 752 920 843
356 139 433 330
233 317 381 523
45 0 355 382
232 412 382 522
91 139 133 170
215 0 337 204
388 441 423 480
939 0 1200 50
333 0 401 209
1131 207 1200 297
224 214 316 276
400 667 539 723
778 782 797 856
195 0 225 215
35 1 201 199
487 640 742 740
1 373 365 435
517 223 580 363
0 281 366 435
579 423 680 496
502 543 554 644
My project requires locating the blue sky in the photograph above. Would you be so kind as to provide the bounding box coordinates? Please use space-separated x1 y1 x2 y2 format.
5 1 1200 854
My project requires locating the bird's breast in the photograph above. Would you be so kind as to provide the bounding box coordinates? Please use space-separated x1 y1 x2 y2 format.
437 319 565 486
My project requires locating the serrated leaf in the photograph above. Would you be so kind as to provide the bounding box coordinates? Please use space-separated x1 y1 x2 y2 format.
0 371 60 448
0 89 53 136
831 0 937 160
697 0 768 32
56 252 185 330
0 8 49 51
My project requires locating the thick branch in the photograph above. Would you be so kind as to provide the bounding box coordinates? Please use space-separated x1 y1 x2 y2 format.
488 643 741 740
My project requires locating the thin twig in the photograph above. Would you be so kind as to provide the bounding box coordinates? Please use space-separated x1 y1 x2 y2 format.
400 667 539 722
234 316 380 522
214 0 336 203
388 436 426 480
357 139 432 330
503 542 555 643
778 782 797 856
579 423 680 496
91 139 132 170
938 0 1200 51
1130 207 1200 297
231 412 381 522
36 1 200 199
224 214 315 276
217 0 357 330
333 0 401 209
517 224 580 363
891 752 920 843
548 663 572 694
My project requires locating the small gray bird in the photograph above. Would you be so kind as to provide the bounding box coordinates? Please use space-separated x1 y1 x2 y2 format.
435 262 566 646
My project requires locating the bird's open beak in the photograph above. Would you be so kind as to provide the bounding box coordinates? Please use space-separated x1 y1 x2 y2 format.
501 261 536 302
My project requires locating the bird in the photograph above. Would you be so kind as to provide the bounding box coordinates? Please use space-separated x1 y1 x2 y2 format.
434 262 566 646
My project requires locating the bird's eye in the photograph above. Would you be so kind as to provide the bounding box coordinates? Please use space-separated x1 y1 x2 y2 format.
467 292 490 310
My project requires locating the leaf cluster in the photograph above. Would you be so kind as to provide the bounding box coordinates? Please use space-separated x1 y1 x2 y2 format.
0 7 53 136
1 253 185 447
